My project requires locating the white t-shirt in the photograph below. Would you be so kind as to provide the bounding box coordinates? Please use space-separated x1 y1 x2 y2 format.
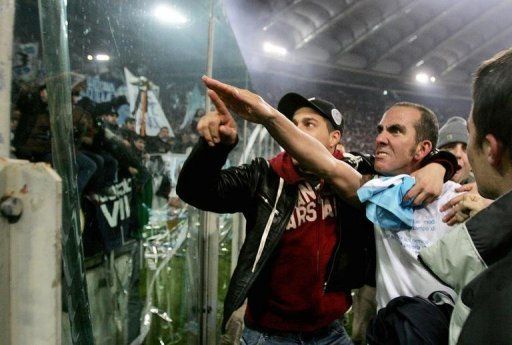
375 181 460 309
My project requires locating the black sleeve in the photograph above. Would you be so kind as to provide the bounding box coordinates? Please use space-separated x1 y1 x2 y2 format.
344 152 375 175
176 138 261 214
420 149 458 182
347 149 458 182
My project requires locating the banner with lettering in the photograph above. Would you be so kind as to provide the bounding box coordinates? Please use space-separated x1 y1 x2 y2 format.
83 178 133 256
84 75 124 103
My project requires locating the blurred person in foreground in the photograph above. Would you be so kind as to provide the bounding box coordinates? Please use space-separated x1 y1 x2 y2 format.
418 48 512 345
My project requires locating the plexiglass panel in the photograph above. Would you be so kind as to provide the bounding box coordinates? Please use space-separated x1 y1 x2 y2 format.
9 0 261 344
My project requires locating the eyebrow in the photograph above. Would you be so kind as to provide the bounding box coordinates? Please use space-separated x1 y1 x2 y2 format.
377 123 407 133
293 116 319 125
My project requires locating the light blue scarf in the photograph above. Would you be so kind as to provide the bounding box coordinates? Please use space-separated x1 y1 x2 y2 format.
357 175 416 230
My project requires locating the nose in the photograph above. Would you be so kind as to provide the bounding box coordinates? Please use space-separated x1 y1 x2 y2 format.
375 131 388 146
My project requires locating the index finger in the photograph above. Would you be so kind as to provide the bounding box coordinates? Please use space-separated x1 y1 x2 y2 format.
202 76 239 99
207 89 230 116
455 183 476 193
403 183 420 203
440 193 465 212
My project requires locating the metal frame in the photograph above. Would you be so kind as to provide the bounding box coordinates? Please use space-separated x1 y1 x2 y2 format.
331 0 422 61
294 0 373 50
367 0 465 68
441 24 512 76
262 0 304 32
404 0 509 73
199 1 220 343
38 1 94 343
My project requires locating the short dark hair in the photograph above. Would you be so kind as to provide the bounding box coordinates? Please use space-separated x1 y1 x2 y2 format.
472 48 512 158
125 118 136 124
324 118 335 133
393 101 439 147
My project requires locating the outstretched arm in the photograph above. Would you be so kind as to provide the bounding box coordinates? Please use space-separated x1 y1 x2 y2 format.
204 77 363 204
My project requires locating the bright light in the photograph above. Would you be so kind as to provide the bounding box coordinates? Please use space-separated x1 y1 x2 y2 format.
430 76 436 83
87 55 93 61
383 90 388 95
154 4 188 25
415 72 429 84
95 54 110 61
263 42 287 56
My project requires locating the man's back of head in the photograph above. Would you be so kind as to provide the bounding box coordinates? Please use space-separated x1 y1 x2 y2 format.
468 48 512 199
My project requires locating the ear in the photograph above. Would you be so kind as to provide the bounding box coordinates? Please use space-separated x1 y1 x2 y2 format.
484 134 504 168
329 130 341 150
414 140 433 162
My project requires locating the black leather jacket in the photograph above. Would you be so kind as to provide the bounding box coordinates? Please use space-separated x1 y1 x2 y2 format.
177 139 457 331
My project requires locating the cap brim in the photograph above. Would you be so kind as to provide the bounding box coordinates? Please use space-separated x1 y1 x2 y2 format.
277 93 328 120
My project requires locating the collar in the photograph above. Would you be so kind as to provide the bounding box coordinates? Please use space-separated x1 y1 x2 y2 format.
268 149 343 185
465 189 512 266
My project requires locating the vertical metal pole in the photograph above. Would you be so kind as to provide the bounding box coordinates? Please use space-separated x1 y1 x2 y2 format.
0 0 15 158
200 0 219 344
38 1 94 344
205 0 215 111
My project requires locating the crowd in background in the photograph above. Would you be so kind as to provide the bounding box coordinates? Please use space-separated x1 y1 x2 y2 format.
8 79 204 255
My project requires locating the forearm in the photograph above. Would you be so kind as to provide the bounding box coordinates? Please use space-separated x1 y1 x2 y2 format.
177 138 234 207
177 138 257 213
263 109 362 199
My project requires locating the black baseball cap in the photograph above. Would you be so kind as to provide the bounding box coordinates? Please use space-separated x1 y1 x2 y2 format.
277 92 344 133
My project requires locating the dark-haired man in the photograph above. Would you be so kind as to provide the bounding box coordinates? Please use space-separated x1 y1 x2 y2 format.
145 126 173 154
419 48 512 345
178 79 456 344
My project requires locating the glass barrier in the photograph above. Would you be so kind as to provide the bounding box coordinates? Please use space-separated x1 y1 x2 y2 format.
8 0 283 344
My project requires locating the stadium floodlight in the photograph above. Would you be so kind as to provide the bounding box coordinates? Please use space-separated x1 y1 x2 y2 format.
383 90 388 95
263 42 288 57
430 76 436 83
415 72 429 84
154 4 188 25
87 55 93 61
95 54 110 61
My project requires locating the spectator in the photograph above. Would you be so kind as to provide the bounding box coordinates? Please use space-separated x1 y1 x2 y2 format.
145 126 173 154
438 116 474 185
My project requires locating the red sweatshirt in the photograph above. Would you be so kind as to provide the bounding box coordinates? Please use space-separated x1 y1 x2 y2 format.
245 151 351 332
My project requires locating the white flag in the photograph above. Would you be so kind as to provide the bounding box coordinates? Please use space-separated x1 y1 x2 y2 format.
179 84 204 130
124 67 174 137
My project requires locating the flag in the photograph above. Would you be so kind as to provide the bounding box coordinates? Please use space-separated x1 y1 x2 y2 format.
124 67 174 137
179 84 203 130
